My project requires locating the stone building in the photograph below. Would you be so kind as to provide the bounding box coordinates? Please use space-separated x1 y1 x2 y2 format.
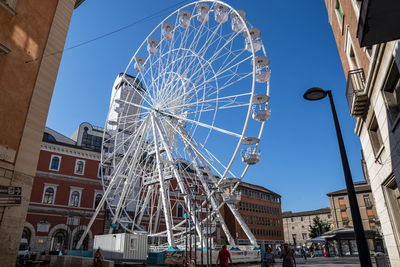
327 180 379 231
282 208 332 247
324 0 400 265
24 123 106 254
223 182 284 247
0 0 85 264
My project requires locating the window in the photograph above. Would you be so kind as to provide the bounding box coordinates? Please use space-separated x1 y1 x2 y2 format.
43 133 56 143
74 159 85 175
339 197 346 209
382 175 400 249
302 233 307 240
335 0 344 32
177 203 184 217
363 195 372 207
49 155 61 171
0 1 16 16
341 211 348 220
369 220 376 230
351 0 362 17
43 188 54 204
69 188 82 207
382 59 400 123
345 27 359 70
81 127 103 151
368 113 384 157
292 234 297 243
94 193 103 209
301 216 303 221
290 218 293 222
42 183 58 204
0 43 11 60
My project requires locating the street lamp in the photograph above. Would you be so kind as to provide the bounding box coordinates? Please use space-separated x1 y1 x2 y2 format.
303 87 372 267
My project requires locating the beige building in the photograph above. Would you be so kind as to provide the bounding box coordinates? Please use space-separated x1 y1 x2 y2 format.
327 180 379 231
324 0 400 265
0 0 85 265
282 208 332 247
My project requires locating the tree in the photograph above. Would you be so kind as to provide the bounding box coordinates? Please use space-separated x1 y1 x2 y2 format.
309 216 331 238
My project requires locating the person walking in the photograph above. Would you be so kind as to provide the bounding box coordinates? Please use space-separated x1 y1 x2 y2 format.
216 245 232 267
280 243 296 267
301 247 307 262
263 247 275 267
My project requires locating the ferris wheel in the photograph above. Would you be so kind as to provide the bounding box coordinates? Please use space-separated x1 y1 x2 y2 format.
77 0 271 250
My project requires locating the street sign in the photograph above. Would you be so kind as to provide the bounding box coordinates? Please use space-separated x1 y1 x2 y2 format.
0 185 22 206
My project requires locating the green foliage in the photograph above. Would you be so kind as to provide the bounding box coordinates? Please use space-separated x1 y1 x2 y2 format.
309 216 331 238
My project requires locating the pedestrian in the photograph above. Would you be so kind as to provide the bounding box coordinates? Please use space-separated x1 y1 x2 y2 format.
301 247 307 261
280 243 296 267
216 245 232 267
263 246 275 267
92 248 104 267
309 246 314 258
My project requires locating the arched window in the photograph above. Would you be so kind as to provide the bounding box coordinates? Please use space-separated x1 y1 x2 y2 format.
75 160 85 175
51 230 68 252
43 187 54 204
22 227 31 246
94 194 102 209
50 156 61 171
177 203 184 217
70 191 80 207
72 230 88 250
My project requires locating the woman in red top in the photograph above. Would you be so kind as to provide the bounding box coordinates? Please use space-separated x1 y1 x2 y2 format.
217 245 232 267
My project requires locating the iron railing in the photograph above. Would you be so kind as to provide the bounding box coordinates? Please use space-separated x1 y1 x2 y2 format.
345 68 367 117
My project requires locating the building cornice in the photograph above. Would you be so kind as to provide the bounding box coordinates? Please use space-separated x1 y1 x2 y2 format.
36 170 102 186
41 142 100 161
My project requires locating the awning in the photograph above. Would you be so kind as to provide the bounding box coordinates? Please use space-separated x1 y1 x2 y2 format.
306 237 327 243
321 234 336 239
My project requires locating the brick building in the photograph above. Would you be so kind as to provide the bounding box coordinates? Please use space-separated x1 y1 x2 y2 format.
23 122 106 254
324 0 400 264
282 208 332 247
0 0 85 264
223 182 283 247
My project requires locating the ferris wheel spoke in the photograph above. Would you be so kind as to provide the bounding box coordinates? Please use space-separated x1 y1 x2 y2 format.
153 114 206 246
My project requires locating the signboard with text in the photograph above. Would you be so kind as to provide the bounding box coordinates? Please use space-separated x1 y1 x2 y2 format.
0 185 22 206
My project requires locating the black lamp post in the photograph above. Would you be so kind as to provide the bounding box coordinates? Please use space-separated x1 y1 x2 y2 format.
303 87 372 267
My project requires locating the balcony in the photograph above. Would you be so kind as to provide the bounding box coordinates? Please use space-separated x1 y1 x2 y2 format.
339 204 347 211
346 69 368 117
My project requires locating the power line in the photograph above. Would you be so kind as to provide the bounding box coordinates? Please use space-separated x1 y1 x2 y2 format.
25 0 190 63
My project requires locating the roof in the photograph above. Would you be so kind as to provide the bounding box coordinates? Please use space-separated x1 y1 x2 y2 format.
238 181 281 197
326 180 371 196
282 207 331 218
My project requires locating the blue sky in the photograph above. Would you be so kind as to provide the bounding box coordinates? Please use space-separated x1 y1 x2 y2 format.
47 0 364 212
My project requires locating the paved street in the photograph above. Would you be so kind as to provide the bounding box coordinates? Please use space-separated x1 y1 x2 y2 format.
245 256 375 266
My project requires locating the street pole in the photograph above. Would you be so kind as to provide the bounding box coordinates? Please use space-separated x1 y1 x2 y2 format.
326 90 372 267
185 212 188 267
194 196 197 267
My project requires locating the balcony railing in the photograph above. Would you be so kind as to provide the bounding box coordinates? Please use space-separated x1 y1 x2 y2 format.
346 68 368 117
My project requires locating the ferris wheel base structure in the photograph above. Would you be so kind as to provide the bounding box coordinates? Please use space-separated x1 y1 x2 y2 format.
76 0 273 251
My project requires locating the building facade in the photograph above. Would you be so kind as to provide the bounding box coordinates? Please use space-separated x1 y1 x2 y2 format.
282 208 332 247
223 182 283 247
24 122 106 254
324 0 400 265
326 180 381 255
327 180 379 231
0 0 85 264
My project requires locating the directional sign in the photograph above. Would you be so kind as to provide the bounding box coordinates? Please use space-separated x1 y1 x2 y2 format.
0 186 22 206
